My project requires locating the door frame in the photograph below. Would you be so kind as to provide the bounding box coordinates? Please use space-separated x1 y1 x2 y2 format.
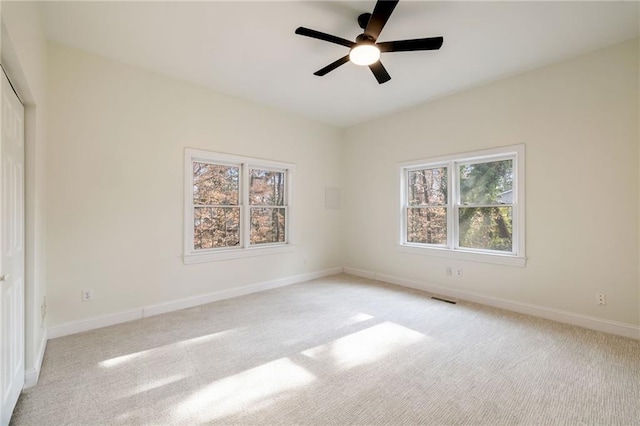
1 20 48 394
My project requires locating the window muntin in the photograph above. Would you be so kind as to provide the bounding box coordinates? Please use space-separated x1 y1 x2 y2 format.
400 146 524 262
185 149 293 262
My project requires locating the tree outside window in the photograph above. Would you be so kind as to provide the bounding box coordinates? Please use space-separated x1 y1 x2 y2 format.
185 149 292 263
401 145 524 262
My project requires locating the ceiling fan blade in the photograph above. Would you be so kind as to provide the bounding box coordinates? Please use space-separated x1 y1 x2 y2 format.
364 0 399 41
369 61 391 84
378 37 444 53
314 55 351 76
295 27 355 48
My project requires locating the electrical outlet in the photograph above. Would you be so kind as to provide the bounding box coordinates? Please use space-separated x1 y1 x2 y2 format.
81 290 93 302
446 267 452 276
596 293 606 306
456 268 463 278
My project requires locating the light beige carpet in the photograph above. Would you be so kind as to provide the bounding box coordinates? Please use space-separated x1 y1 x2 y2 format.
11 274 640 425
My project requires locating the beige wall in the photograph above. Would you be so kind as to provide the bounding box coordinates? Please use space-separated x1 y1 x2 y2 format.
1 0 49 377
46 42 344 327
344 39 639 326
41 32 640 331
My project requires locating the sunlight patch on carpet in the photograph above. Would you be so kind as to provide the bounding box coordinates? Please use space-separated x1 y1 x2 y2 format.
99 329 236 368
174 357 316 421
124 374 186 399
100 351 147 368
301 321 426 370
348 313 374 323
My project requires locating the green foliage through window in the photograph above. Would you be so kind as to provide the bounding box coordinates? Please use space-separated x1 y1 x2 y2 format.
459 160 512 205
403 152 520 256
458 207 512 252
458 159 513 252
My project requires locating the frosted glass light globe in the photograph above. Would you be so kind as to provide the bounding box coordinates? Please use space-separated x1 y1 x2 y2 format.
349 44 381 66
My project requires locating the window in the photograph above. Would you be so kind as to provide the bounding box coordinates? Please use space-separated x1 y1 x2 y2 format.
400 145 525 266
185 149 294 263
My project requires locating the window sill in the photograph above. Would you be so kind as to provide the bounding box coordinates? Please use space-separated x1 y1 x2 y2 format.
184 244 295 264
397 244 526 267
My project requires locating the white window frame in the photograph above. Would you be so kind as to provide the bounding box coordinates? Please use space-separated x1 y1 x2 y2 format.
398 144 526 267
184 148 295 264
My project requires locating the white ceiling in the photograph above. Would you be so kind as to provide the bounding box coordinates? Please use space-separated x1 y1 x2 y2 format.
40 1 639 128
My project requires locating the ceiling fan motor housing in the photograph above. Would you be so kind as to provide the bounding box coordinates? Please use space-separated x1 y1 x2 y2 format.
355 33 376 46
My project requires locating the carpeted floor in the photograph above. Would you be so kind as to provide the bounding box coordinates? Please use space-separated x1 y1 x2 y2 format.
10 274 640 425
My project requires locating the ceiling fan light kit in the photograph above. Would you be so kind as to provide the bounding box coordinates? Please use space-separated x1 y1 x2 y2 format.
295 0 444 84
349 43 380 66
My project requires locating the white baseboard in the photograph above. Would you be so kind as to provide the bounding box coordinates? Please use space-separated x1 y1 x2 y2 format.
46 265 638 341
48 309 143 339
48 267 343 339
343 267 376 280
143 267 343 318
24 329 48 389
346 268 640 340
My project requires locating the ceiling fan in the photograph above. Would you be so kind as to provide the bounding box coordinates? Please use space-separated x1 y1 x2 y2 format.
295 0 444 84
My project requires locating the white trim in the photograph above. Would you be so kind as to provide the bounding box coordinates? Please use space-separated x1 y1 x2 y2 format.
143 267 341 318
43 265 639 347
184 149 196 255
398 244 526 267
47 267 343 339
447 163 454 248
48 310 143 340
241 162 250 248
187 149 294 170
344 268 639 340
342 266 376 280
398 144 525 168
184 244 295 264
23 329 47 389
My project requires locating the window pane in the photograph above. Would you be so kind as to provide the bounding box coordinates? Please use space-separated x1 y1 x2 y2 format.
193 162 239 205
250 169 285 206
194 207 240 249
408 168 447 206
459 160 512 205
250 207 285 245
407 207 447 245
458 206 512 252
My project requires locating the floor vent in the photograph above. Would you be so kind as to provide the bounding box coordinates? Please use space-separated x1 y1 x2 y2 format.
431 296 457 304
